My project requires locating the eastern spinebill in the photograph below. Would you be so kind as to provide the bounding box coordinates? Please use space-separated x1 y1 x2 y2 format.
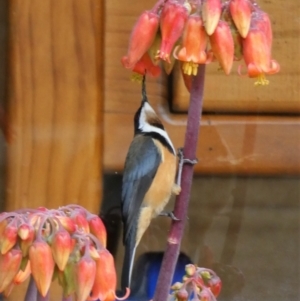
121 77 180 291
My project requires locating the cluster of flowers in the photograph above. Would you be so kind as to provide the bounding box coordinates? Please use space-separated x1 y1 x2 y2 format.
121 0 280 87
168 264 222 301
0 205 126 301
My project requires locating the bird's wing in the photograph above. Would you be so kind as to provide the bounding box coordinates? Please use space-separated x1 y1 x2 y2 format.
121 135 161 244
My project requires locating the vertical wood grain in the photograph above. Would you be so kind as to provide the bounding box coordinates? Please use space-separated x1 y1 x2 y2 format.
6 0 104 213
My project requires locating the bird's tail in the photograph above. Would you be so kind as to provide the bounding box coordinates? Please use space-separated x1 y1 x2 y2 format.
121 234 137 293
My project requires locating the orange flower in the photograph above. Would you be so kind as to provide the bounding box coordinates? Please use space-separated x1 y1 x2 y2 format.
75 254 96 301
56 215 76 233
29 240 55 297
202 0 222 35
174 15 212 76
229 0 252 38
123 52 161 81
51 230 73 271
122 11 159 68
159 0 189 62
13 259 31 285
0 249 22 293
88 249 122 301
88 215 107 247
210 21 234 75
0 223 18 254
241 17 280 85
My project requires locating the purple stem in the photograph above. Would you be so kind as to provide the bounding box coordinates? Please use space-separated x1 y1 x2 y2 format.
62 296 73 301
25 276 37 301
153 64 206 301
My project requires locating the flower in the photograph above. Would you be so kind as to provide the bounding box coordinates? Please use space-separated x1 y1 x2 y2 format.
241 16 280 85
229 0 252 38
89 249 118 301
75 254 96 301
0 249 22 293
122 11 159 68
159 0 189 62
123 52 161 81
29 240 55 297
0 223 18 254
13 259 31 285
202 0 222 35
174 14 213 76
209 20 234 74
51 229 73 271
88 215 107 247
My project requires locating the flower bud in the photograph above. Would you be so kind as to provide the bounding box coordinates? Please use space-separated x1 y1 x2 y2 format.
209 21 234 74
19 226 35 257
13 259 31 285
73 212 90 233
0 249 22 292
207 275 222 297
29 240 55 297
176 287 189 301
56 216 76 233
88 215 107 247
123 11 159 68
202 0 222 35
185 264 196 276
229 0 252 38
159 0 189 62
75 254 96 301
18 223 33 240
51 230 72 271
0 223 18 254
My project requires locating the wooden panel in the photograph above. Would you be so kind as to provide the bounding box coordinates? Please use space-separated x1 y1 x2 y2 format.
6 0 104 213
172 0 300 113
104 111 300 175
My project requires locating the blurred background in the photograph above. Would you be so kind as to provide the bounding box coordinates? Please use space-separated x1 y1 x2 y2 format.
0 0 299 300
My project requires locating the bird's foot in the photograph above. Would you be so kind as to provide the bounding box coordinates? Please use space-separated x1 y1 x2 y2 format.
159 211 180 221
176 148 198 186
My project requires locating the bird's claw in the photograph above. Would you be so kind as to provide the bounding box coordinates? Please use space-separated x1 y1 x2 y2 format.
159 211 180 221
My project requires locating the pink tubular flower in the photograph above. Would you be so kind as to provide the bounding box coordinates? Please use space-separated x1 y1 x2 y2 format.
0 249 22 293
174 14 213 76
75 254 96 301
210 21 234 75
88 215 107 248
51 230 73 271
241 16 280 85
29 240 55 297
229 0 252 38
202 0 222 35
123 52 161 79
88 249 123 301
0 223 18 255
122 11 159 68
159 0 189 62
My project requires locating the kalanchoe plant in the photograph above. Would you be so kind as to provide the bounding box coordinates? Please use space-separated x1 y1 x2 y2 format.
122 0 280 86
0 205 129 301
168 264 222 301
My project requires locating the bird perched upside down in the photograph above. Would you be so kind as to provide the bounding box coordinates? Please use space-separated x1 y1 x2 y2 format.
121 78 180 291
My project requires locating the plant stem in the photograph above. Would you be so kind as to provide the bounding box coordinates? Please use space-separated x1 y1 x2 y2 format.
153 64 206 301
25 276 37 301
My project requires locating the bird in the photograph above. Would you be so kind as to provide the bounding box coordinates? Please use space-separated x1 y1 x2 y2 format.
121 77 180 291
